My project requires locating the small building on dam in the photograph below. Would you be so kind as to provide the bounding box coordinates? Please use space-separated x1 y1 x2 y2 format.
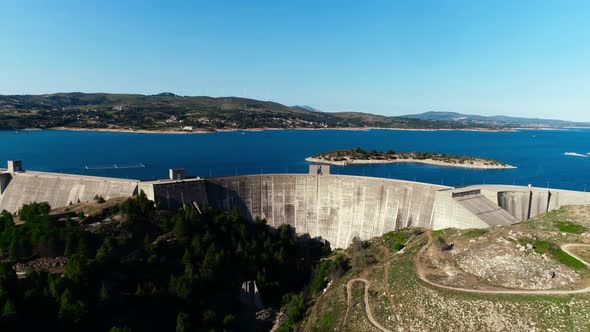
2 161 590 249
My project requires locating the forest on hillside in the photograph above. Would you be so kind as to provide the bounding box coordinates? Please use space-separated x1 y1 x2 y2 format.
0 194 348 331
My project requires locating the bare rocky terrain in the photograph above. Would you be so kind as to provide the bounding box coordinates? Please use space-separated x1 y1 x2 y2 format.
454 241 579 290
301 206 590 331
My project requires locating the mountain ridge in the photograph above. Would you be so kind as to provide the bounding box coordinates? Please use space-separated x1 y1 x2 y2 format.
402 111 590 128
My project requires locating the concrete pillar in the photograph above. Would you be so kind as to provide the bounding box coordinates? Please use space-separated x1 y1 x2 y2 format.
308 164 330 175
169 168 185 180
7 160 23 173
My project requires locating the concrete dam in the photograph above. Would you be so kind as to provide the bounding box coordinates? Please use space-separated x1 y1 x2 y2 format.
3 161 590 248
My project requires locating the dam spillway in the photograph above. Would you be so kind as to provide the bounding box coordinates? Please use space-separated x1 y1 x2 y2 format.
2 161 590 248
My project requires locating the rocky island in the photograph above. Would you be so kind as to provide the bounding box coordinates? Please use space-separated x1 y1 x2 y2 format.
306 148 516 169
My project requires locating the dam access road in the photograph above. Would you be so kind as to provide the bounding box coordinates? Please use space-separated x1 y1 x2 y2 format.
2 161 590 248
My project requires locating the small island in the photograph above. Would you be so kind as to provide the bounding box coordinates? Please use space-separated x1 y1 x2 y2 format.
306 148 516 170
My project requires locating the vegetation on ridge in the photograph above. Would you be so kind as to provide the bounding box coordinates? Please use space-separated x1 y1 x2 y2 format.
0 92 496 131
311 147 509 166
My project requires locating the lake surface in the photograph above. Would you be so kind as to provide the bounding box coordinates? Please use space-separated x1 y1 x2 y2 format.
1 128 590 191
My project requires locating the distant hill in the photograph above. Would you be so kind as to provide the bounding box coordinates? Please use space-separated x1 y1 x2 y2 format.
293 105 323 113
0 93 482 131
402 111 589 128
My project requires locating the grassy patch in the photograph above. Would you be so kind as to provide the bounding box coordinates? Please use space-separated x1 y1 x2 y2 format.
463 228 488 238
526 208 568 229
383 228 413 251
311 307 338 332
556 221 586 234
526 206 588 233
523 239 586 270
432 229 445 237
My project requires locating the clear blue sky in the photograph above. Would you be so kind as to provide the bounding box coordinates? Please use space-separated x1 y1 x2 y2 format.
1 1 589 121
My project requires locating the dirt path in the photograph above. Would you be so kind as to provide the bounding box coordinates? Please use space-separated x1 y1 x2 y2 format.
344 278 392 332
416 232 590 295
561 244 590 268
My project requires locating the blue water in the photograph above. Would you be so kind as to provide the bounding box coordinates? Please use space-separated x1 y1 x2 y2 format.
1 129 590 191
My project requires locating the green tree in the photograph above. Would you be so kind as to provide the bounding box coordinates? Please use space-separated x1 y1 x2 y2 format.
109 326 131 332
1 299 16 319
18 202 50 223
99 282 110 304
76 236 89 257
64 254 89 283
0 262 17 292
173 214 193 243
176 312 190 332
8 238 29 261
169 275 192 300
223 314 237 330
0 210 13 233
58 289 88 326
284 292 306 323
96 238 115 265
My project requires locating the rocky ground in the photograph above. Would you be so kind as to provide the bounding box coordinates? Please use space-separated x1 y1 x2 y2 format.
302 205 590 331
455 241 578 290
14 256 67 277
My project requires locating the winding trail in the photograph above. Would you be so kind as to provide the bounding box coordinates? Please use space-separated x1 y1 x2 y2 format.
561 244 590 268
416 233 590 295
342 239 590 331
344 278 392 332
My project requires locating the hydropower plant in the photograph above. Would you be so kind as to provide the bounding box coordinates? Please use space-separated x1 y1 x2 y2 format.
2 160 590 249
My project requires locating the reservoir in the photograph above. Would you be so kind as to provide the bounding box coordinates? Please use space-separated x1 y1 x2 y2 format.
1 128 589 191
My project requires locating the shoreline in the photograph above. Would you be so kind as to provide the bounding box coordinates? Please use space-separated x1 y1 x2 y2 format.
305 157 517 170
13 126 521 135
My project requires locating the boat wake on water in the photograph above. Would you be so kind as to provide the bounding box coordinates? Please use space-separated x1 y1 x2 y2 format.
564 152 589 158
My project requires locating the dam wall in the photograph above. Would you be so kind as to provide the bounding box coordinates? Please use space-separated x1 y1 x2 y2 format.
0 171 139 213
205 174 450 248
497 191 531 221
2 159 590 249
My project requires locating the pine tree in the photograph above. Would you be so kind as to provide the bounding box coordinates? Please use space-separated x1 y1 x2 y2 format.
99 282 110 304
1 299 16 319
96 238 115 264
176 312 190 332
